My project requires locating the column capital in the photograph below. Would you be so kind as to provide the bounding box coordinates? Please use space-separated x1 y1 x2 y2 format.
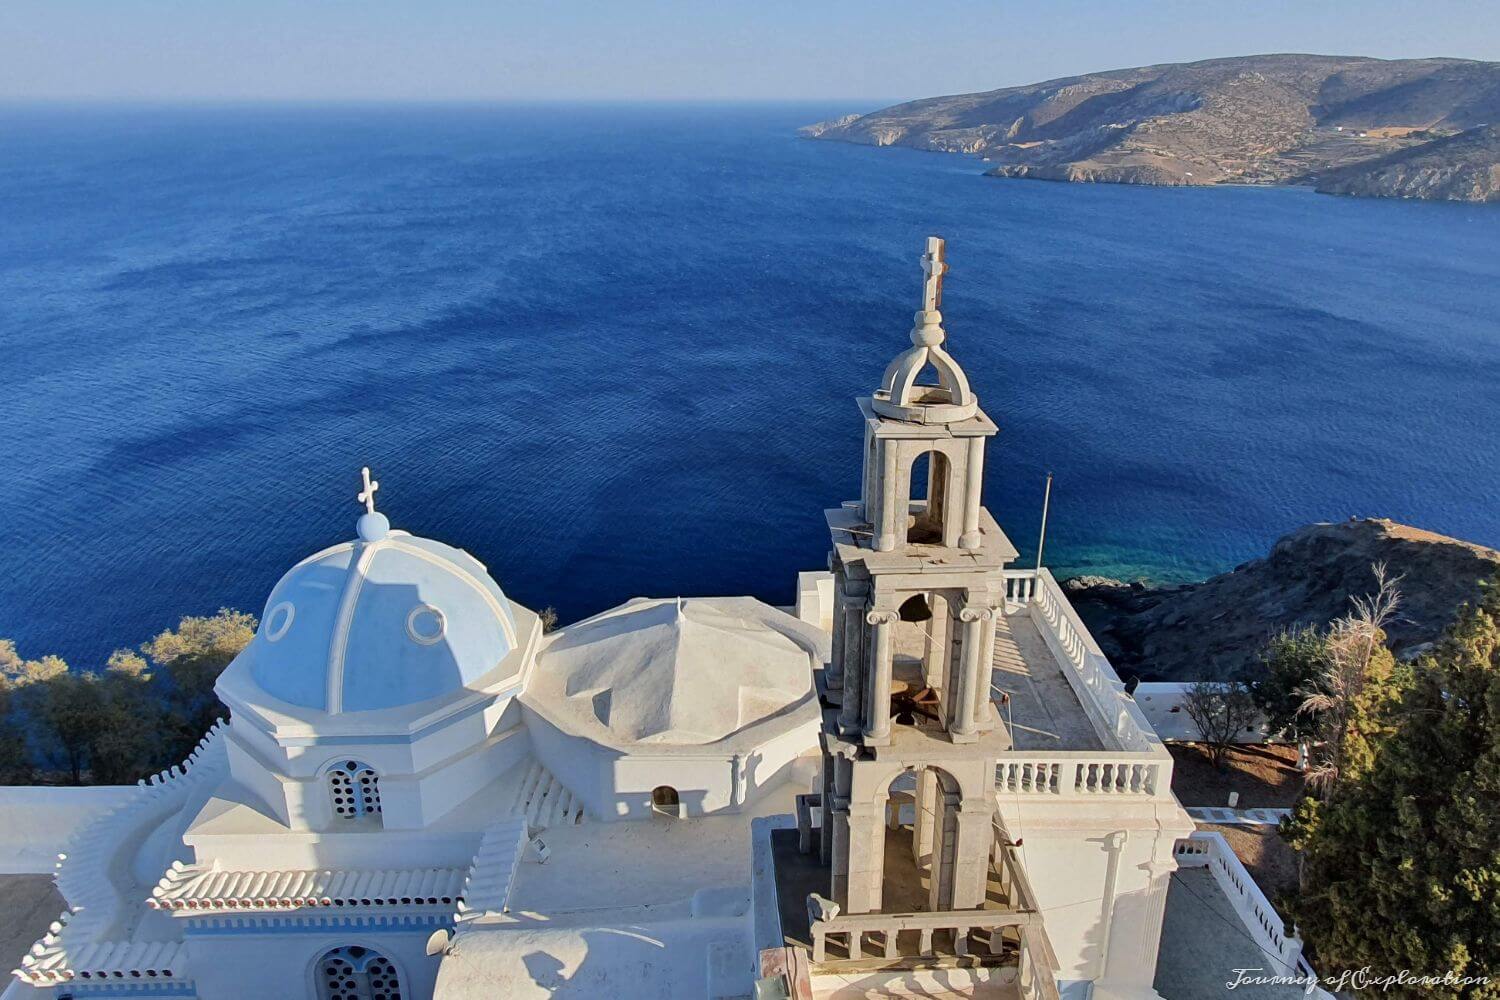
958 605 994 623
865 608 900 626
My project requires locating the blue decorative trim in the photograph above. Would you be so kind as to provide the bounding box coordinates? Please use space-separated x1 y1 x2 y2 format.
57 985 196 998
183 912 451 936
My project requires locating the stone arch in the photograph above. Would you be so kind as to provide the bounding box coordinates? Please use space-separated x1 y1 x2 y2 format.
905 447 955 545
325 759 383 823
911 765 964 912
651 785 681 818
314 944 403 1000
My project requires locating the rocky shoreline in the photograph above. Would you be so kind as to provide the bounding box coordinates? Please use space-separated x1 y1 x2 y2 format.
1064 518 1500 682
804 54 1500 203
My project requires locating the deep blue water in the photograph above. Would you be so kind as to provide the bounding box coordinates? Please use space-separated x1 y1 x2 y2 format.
2 103 1499 667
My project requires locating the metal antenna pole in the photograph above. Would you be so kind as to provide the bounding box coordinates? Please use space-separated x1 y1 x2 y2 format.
1035 472 1053 575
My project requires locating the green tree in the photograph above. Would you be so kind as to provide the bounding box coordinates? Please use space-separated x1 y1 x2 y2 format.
1 640 86 782
141 609 255 759
1291 564 1409 795
1181 680 1258 770
0 671 31 783
1252 627 1330 739
1287 581 1500 997
34 668 102 784
87 649 164 785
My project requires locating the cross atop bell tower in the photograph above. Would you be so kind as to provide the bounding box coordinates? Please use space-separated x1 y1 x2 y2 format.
921 236 946 312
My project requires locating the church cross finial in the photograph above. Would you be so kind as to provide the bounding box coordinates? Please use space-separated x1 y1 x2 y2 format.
358 466 380 514
921 236 946 312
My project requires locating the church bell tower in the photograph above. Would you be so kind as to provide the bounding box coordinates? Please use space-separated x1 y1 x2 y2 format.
819 237 1021 916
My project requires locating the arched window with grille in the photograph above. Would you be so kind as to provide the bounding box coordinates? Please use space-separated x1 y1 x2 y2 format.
316 945 402 1000
327 760 382 821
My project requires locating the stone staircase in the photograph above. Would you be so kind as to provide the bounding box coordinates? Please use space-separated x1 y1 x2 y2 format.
456 816 529 922
509 760 586 830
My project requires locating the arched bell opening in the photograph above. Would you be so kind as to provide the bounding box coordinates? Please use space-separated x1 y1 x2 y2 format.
898 594 931 622
906 450 951 545
890 591 961 733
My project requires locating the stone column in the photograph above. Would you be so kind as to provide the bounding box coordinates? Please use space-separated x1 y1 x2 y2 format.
876 440 901 551
819 755 836 864
838 605 867 737
1136 857 1179 976
828 579 848 690
844 800 888 914
864 607 898 745
959 435 985 549
1094 831 1129 981
922 591 951 691
829 797 851 908
912 768 937 872
951 605 990 742
928 784 961 912
972 605 997 728
949 798 998 910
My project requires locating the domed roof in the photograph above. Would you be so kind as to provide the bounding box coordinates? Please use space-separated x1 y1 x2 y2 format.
526 597 820 746
248 523 519 715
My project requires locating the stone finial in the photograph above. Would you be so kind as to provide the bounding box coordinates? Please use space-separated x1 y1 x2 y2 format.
871 236 978 424
921 236 947 312
356 466 390 542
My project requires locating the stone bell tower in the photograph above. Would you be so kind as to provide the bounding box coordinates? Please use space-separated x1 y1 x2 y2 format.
820 236 1021 917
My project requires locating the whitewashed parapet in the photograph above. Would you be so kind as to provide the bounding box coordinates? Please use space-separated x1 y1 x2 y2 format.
1173 831 1326 994
1010 569 1163 754
13 721 230 989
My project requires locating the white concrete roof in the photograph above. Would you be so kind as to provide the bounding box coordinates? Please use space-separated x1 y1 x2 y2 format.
1133 683 1278 743
525 597 826 748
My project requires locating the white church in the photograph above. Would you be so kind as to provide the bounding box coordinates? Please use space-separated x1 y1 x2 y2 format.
7 240 1314 1000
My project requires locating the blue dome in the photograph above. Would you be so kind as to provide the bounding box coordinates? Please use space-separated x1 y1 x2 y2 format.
249 531 520 714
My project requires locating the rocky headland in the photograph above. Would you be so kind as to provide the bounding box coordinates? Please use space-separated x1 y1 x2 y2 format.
803 54 1500 202
1067 518 1500 682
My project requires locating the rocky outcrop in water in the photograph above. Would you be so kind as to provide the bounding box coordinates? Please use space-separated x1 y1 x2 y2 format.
1068 518 1500 682
803 54 1500 202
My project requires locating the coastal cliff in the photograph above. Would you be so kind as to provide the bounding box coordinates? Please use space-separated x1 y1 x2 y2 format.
804 54 1500 202
1315 124 1500 202
1068 518 1500 682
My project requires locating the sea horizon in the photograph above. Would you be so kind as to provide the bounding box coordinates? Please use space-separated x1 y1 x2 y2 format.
2 101 1498 666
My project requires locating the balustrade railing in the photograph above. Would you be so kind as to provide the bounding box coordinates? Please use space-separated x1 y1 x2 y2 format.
1002 568 1162 755
810 908 1040 965
997 756 1162 797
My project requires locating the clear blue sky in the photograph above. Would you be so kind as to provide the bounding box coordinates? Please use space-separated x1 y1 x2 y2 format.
1 0 1495 103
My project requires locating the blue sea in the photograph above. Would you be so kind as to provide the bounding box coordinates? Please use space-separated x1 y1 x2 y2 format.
2 102 1498 667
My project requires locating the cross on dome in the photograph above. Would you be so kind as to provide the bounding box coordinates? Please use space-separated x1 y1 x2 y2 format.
355 466 390 542
359 467 380 514
871 236 977 424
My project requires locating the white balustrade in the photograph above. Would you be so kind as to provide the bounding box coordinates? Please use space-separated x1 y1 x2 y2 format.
1173 832 1324 994
996 755 1164 797
1001 569 1163 754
